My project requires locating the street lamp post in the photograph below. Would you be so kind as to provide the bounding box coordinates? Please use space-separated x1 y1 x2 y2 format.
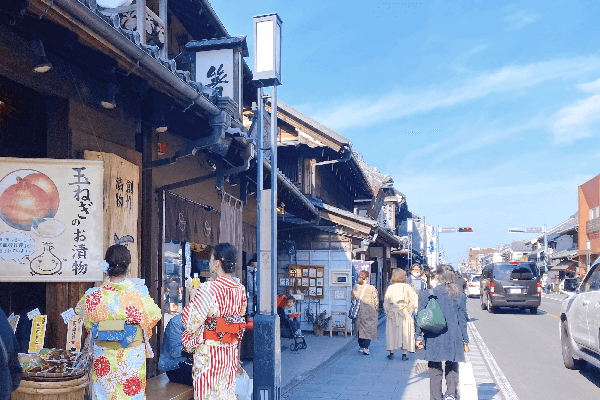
253 13 282 400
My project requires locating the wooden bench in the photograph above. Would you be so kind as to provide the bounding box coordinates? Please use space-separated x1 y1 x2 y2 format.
147 373 194 400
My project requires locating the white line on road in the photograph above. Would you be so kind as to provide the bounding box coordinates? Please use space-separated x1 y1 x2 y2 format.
468 321 520 400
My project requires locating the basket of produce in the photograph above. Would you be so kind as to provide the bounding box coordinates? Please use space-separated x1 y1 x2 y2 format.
14 348 90 400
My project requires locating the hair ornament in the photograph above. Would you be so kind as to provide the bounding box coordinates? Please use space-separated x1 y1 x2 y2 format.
99 260 110 273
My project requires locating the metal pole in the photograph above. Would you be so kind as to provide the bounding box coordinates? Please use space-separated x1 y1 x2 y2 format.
543 224 548 273
423 216 427 270
436 225 440 268
256 87 263 313
270 85 278 315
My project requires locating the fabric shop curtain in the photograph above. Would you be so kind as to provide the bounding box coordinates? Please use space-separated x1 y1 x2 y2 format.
164 192 220 246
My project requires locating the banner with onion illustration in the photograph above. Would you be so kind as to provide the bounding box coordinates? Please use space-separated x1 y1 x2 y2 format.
0 158 103 281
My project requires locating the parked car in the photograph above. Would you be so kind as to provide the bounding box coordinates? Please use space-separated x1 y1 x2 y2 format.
559 259 600 370
480 261 541 314
465 274 481 297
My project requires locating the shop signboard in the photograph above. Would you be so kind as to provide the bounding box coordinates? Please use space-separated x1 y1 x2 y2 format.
85 151 139 278
0 157 103 281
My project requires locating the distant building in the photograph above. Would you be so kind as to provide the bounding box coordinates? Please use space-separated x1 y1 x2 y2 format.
468 247 495 272
578 174 600 273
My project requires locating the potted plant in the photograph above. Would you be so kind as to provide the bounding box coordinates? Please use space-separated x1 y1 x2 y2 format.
306 308 331 336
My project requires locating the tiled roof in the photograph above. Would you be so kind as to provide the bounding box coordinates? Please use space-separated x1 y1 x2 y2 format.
309 198 378 228
276 101 350 147
511 241 532 252
529 213 578 243
185 36 249 57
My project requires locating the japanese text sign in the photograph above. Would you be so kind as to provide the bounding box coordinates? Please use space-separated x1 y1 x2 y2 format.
0 157 103 281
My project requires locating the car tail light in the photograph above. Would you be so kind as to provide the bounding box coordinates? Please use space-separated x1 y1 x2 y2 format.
537 281 541 294
490 282 495 294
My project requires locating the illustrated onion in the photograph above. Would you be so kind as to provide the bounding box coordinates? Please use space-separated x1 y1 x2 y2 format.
0 177 51 227
22 172 60 217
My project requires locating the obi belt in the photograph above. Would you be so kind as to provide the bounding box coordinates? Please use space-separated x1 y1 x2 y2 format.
203 315 246 344
91 320 143 348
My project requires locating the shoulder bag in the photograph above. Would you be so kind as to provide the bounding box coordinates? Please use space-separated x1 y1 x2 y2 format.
349 284 367 320
416 289 446 333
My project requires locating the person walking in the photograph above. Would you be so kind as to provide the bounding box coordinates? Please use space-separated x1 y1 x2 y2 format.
351 270 378 355
182 243 247 399
77 244 161 400
416 264 470 400
0 306 21 400
408 264 428 294
383 269 418 361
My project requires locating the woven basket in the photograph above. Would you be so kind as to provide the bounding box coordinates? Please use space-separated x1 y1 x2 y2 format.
11 374 87 400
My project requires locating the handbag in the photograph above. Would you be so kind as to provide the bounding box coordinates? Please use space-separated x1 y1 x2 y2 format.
349 284 367 320
416 290 446 333
459 354 478 400
235 367 253 400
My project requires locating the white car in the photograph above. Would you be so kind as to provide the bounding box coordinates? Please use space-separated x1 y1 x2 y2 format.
465 274 481 297
560 258 600 370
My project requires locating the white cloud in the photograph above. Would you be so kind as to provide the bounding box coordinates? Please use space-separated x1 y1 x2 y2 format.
576 77 600 93
502 9 540 30
551 94 600 143
303 56 600 132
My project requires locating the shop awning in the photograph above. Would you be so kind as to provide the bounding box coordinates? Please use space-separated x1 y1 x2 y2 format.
551 259 577 271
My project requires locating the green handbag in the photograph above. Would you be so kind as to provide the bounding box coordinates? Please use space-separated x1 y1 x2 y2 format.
416 290 446 333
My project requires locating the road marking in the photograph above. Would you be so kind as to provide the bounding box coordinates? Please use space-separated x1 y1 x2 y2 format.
541 310 560 319
468 321 520 400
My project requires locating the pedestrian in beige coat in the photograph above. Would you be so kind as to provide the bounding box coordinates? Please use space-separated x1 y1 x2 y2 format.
351 270 379 355
384 269 418 361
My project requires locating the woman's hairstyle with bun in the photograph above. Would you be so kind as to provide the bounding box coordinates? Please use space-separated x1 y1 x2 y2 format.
212 243 237 274
105 244 131 277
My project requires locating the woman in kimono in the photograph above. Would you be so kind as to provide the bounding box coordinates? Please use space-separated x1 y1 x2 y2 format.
182 243 247 400
351 270 378 355
78 244 161 400
383 268 418 361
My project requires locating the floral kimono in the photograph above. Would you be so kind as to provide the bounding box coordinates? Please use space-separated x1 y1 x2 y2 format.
182 276 247 400
77 279 161 400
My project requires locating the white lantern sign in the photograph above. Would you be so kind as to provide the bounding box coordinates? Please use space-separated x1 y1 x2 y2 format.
253 13 282 87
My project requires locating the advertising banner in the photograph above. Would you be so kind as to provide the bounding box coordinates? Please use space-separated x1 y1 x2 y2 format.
0 157 104 281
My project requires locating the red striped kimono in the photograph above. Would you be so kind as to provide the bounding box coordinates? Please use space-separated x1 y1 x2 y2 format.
182 277 247 400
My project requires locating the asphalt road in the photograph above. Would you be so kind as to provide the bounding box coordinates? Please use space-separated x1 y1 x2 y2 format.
467 293 600 400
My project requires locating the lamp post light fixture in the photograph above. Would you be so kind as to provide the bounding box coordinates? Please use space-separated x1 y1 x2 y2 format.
253 12 282 400
253 13 282 87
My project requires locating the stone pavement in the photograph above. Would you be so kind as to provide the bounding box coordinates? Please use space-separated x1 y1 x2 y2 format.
244 316 498 399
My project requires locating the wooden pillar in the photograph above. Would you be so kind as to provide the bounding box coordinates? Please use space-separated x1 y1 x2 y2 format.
140 98 160 376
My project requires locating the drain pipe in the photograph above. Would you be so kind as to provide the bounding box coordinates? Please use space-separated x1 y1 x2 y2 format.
310 148 352 198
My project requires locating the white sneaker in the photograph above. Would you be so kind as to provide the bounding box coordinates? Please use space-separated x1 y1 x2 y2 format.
363 348 370 355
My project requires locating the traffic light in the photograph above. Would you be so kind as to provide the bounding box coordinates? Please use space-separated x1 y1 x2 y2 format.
457 227 473 232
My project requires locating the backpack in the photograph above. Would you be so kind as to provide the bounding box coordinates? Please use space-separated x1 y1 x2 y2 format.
409 275 427 294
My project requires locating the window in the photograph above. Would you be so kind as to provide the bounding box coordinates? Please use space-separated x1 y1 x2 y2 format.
583 265 600 292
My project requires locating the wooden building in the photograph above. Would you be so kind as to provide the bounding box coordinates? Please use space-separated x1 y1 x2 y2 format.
0 0 324 376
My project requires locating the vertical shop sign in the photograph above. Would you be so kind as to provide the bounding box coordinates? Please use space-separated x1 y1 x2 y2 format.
0 157 103 281
84 151 139 278
352 260 374 284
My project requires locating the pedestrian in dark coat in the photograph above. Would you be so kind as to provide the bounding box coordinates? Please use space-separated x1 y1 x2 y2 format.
416 265 469 400
0 306 21 400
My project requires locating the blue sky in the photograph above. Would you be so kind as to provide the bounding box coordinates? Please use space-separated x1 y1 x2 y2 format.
211 0 600 264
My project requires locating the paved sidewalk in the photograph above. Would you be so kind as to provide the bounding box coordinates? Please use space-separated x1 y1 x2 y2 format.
242 322 356 389
282 320 429 400
244 316 496 400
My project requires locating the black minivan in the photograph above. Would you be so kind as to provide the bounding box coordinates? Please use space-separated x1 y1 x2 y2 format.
480 261 541 314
